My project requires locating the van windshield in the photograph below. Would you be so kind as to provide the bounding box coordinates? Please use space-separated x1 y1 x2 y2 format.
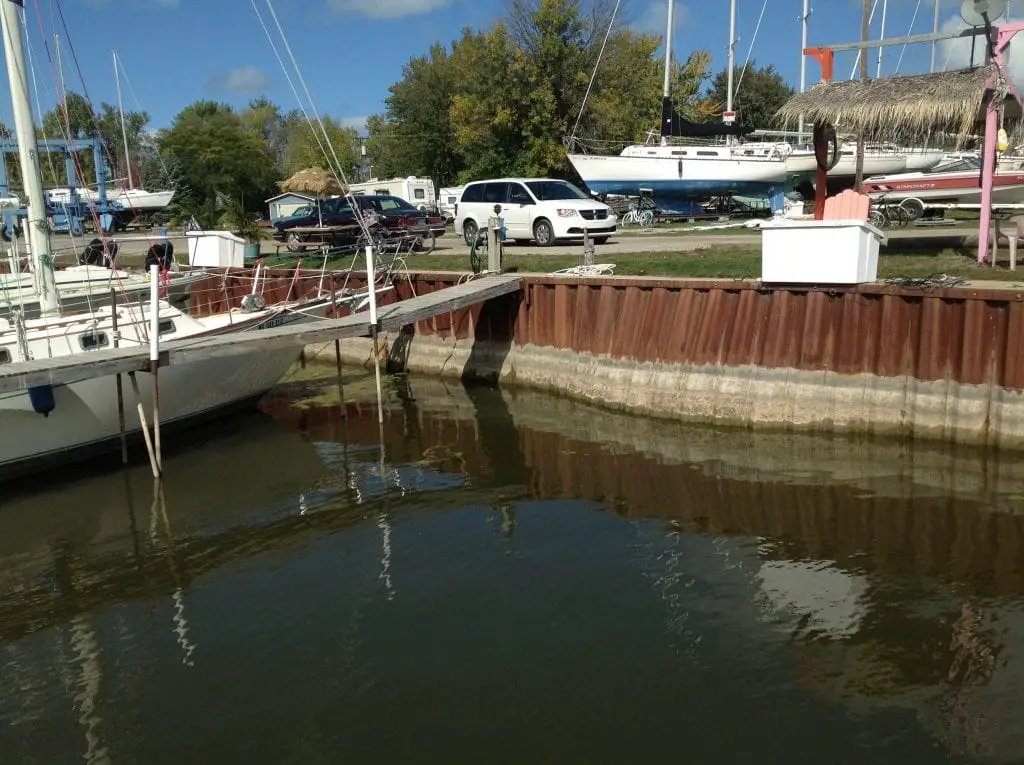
525 180 590 201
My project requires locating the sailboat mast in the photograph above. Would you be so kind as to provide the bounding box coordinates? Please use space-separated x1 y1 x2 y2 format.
113 51 132 188
726 0 736 115
0 0 57 315
930 0 939 72
662 0 674 99
876 0 888 77
798 0 809 138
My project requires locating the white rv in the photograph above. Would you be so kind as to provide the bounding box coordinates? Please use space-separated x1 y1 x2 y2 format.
346 176 436 212
437 185 464 222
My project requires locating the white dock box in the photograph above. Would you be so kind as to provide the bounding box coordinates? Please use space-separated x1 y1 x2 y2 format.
186 230 245 268
760 219 886 285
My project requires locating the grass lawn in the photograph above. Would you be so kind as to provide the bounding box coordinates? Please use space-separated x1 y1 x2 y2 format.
106 239 1007 282
251 245 1005 281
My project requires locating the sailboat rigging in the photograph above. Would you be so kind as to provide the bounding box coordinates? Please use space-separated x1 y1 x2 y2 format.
566 0 789 215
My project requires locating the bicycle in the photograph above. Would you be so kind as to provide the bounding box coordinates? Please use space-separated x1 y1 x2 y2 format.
868 193 913 228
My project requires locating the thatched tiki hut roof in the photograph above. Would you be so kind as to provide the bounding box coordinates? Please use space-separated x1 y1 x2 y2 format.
775 66 1022 145
278 167 346 197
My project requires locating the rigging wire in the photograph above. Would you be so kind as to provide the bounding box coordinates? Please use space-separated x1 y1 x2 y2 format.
568 0 621 147
252 0 374 243
849 0 882 79
893 0 922 74
733 0 768 99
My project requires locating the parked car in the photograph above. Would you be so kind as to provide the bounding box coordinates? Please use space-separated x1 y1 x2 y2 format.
454 178 616 247
273 194 446 251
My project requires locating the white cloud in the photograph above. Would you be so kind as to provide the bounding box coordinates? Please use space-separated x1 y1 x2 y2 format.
327 0 452 19
339 115 370 133
209 67 273 95
936 12 1024 86
631 1 691 38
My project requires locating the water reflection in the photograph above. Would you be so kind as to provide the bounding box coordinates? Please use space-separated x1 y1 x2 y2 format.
1 374 1023 761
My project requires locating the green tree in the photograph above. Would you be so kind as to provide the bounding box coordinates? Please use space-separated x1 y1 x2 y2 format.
705 60 794 128
368 42 463 188
280 112 361 179
158 100 276 213
38 91 150 188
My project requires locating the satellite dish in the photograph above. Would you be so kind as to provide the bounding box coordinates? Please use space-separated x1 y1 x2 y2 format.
961 0 1008 26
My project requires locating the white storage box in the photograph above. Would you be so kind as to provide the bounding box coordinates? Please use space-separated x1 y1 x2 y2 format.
760 219 887 285
186 230 245 268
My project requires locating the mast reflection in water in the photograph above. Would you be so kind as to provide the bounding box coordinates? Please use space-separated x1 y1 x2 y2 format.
1 373 1023 763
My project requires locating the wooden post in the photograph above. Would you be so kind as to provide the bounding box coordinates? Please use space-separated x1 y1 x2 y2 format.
111 288 128 465
854 0 869 191
332 287 346 417
583 229 595 266
129 372 160 478
979 96 999 263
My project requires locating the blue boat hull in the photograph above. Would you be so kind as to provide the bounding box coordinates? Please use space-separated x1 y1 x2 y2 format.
584 179 786 215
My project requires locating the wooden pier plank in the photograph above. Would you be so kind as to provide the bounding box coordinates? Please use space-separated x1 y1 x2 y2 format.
0 274 521 394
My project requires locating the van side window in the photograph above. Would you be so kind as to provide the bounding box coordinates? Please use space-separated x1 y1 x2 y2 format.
0 348 10 364
483 183 509 204
461 184 484 203
508 183 532 204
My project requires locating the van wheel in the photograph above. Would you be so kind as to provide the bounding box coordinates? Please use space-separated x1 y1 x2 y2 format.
594 236 609 244
533 218 555 247
463 219 479 246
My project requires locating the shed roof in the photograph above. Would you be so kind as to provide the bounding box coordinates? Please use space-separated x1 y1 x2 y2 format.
265 192 315 203
774 66 1021 144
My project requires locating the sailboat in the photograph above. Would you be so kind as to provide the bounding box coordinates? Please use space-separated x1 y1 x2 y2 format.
43 51 175 215
566 0 788 214
0 1 369 480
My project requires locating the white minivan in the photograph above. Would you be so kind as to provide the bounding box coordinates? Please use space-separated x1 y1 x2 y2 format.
454 178 616 247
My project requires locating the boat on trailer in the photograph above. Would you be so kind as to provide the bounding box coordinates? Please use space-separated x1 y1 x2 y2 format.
862 155 1024 205
565 0 788 215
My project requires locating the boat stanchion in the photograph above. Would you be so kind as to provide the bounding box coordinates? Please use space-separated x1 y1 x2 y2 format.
111 288 128 466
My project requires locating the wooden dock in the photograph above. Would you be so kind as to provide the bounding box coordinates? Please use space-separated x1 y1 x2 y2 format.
0 274 522 394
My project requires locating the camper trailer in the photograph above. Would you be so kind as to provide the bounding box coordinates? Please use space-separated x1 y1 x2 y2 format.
437 186 464 222
346 176 436 212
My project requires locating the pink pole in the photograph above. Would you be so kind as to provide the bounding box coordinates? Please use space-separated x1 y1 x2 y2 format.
978 100 998 264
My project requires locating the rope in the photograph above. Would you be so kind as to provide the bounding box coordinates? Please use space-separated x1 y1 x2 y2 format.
568 0 621 147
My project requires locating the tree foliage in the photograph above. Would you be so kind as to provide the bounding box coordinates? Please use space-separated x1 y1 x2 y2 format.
366 0 717 186
158 100 277 212
705 60 794 129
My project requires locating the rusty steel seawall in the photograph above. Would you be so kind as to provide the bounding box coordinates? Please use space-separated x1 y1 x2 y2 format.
193 267 1024 448
308 271 1024 448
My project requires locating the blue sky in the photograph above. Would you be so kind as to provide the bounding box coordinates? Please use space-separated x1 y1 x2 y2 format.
10 0 1024 135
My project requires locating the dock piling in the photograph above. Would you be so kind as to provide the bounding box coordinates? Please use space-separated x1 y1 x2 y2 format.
149 264 163 474
332 287 345 417
366 245 385 426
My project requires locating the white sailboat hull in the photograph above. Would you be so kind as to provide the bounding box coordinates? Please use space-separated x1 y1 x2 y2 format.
0 343 302 477
46 187 176 213
0 295 340 478
784 150 907 177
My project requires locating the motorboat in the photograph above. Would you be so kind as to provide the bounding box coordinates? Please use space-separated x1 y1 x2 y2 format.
862 155 1024 204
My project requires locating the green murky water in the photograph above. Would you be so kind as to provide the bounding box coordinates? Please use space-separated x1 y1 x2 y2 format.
1 368 1023 764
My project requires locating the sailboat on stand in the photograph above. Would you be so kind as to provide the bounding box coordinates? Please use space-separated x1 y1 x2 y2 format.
566 0 789 215
0 0 377 480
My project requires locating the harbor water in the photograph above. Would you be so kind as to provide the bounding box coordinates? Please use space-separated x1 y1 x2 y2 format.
2 368 1024 763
